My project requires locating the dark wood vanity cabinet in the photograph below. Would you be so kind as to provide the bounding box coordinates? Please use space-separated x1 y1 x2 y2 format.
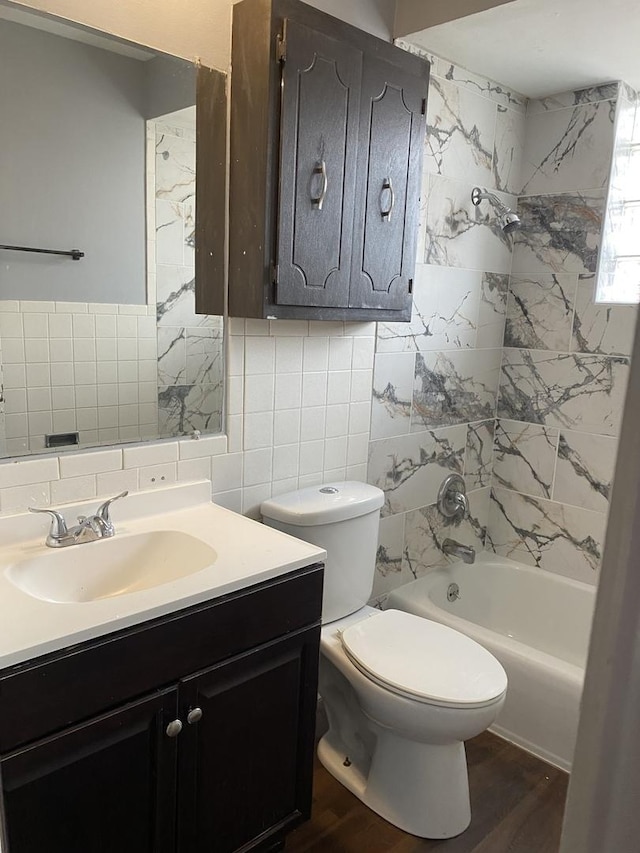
0 564 323 853
178 632 316 852
1 689 180 853
215 0 429 323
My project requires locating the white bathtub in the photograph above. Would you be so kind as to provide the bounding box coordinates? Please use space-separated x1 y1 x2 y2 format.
387 553 595 771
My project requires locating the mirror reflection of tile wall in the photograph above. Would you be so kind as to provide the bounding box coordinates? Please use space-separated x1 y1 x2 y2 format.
0 15 224 458
0 117 223 457
151 114 223 440
0 299 158 456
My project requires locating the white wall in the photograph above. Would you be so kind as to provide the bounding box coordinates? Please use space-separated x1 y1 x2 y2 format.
8 0 392 72
0 20 147 304
6 0 234 70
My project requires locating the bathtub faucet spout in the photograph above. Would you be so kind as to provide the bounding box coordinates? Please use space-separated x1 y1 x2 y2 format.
442 538 476 564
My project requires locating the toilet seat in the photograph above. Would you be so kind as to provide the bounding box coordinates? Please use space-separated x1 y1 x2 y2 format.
340 609 507 709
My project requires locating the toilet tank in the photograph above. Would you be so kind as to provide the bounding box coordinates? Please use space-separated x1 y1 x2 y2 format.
261 482 384 624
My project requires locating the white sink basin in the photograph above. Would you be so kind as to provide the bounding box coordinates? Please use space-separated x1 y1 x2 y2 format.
5 530 217 603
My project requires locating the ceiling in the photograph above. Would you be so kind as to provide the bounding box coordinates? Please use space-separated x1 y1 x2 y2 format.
0 1 156 60
406 0 640 99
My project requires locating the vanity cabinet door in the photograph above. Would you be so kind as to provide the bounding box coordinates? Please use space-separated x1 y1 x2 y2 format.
275 20 362 308
349 55 427 311
0 688 178 853
177 626 320 853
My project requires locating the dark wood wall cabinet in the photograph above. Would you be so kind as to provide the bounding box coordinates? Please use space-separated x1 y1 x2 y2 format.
195 66 227 318
0 564 323 853
218 0 430 323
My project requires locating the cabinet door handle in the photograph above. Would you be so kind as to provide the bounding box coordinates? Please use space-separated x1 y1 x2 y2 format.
380 177 395 222
165 719 183 738
310 160 328 210
187 707 203 725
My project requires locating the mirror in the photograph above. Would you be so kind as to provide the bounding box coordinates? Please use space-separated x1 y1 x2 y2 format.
0 4 225 458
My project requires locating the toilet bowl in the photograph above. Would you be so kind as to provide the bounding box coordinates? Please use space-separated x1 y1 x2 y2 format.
319 607 506 838
261 482 508 839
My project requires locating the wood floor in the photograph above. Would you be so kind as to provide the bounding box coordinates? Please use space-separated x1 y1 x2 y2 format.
287 732 568 853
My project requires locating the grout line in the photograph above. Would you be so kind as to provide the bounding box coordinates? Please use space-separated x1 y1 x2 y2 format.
492 482 606 515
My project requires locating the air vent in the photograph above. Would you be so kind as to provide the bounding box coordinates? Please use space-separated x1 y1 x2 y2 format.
46 432 79 449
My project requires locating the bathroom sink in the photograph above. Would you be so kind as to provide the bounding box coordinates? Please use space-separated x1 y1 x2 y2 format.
5 530 217 603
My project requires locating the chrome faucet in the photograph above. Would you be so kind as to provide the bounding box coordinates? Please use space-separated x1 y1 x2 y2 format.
29 491 128 548
442 538 476 565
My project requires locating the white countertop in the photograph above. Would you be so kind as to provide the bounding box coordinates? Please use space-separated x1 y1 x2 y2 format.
0 482 326 670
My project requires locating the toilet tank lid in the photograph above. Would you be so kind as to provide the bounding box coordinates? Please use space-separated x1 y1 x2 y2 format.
261 481 384 526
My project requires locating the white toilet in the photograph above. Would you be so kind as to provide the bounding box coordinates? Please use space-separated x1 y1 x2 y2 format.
261 482 507 840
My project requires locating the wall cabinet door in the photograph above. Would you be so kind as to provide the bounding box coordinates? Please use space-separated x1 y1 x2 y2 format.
0 688 178 853
177 627 320 853
349 56 426 311
228 0 430 321
276 20 362 308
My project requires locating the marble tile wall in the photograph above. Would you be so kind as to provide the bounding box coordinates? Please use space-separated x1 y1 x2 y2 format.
369 45 524 602
371 56 637 597
487 83 638 584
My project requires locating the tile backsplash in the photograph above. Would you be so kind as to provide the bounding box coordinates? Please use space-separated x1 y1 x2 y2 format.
226 318 375 518
0 317 374 523
0 435 226 514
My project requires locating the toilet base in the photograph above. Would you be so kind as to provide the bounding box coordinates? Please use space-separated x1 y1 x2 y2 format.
318 726 471 839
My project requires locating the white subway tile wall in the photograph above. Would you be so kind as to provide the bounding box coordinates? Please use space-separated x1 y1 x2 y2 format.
0 319 375 524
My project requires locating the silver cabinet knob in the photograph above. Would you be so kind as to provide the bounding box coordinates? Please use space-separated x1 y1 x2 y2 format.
187 707 203 725
166 719 183 738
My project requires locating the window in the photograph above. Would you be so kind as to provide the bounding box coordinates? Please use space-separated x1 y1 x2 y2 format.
596 92 640 304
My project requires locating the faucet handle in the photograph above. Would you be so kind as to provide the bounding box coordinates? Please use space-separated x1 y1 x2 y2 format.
453 491 469 515
28 506 69 539
95 491 128 525
437 474 468 520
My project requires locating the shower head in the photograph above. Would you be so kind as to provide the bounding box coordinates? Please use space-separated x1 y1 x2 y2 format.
500 209 521 234
471 187 521 234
